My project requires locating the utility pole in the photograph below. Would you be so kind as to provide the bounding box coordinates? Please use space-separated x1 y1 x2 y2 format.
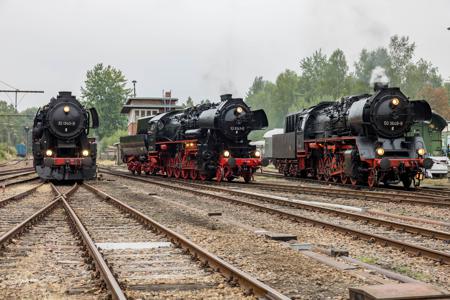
0 89 44 111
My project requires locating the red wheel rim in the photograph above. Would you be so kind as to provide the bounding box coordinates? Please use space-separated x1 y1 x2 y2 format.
216 167 223 182
173 157 181 178
181 169 189 179
167 159 174 177
332 176 339 183
368 169 377 188
199 173 207 181
350 177 358 186
341 173 348 184
190 169 198 180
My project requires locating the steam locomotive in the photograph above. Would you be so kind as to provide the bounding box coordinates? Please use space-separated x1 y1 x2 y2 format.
120 94 268 182
32 92 99 181
268 84 434 188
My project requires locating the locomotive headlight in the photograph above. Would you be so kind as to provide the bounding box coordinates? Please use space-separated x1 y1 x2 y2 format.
417 148 426 156
45 149 53 156
82 150 89 157
254 150 261 158
236 106 243 114
63 105 70 113
223 150 230 158
391 98 400 106
376 147 385 156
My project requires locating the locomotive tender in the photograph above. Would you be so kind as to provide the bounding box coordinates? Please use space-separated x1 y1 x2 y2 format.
32 92 99 181
120 94 268 182
269 84 434 188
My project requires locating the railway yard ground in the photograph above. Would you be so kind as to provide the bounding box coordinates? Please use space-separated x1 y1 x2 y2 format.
1 161 450 299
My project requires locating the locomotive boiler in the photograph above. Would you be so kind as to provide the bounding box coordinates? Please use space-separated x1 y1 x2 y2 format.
120 94 268 182
269 84 434 188
32 91 99 181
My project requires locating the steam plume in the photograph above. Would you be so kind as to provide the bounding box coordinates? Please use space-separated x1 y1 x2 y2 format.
369 66 389 87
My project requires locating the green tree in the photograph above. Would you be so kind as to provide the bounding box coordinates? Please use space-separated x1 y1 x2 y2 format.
184 96 194 108
403 59 442 98
299 50 327 104
389 35 416 86
81 63 131 139
324 49 349 99
246 76 265 98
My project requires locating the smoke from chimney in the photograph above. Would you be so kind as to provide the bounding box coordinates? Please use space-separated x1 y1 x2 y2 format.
369 66 390 90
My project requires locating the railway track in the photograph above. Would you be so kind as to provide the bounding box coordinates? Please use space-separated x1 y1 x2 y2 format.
0 167 35 177
100 168 450 265
256 171 450 206
0 179 287 299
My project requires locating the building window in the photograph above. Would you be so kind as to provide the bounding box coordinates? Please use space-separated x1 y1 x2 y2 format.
134 110 139 121
146 110 151 116
152 110 158 115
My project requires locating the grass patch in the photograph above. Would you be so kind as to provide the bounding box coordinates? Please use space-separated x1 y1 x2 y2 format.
357 256 378 264
393 265 430 281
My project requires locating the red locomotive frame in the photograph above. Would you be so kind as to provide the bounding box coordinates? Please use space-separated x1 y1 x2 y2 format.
126 139 262 183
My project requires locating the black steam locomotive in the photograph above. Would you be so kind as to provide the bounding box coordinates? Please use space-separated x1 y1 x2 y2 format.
32 92 99 181
268 84 433 188
120 94 268 182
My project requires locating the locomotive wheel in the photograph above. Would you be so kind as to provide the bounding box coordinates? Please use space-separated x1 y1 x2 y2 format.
173 157 181 179
332 176 339 183
323 160 331 181
167 159 174 177
350 177 358 186
190 169 198 180
243 173 252 183
401 176 412 189
341 173 349 184
367 169 378 188
199 173 207 181
181 169 190 180
216 167 224 183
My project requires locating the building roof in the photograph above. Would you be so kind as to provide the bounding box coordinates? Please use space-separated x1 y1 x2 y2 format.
121 104 183 114
124 97 178 105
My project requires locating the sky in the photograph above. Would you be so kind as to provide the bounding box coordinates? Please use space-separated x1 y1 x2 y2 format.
1 0 449 111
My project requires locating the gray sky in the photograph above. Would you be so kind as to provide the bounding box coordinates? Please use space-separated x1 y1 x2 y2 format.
1 0 449 111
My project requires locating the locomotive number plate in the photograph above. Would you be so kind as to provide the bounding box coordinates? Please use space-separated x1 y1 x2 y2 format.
57 121 76 126
383 121 403 126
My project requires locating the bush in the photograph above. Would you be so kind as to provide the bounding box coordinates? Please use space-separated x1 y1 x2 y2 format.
99 129 128 153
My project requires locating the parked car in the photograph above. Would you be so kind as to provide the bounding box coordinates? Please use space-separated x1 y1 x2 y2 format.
425 156 449 179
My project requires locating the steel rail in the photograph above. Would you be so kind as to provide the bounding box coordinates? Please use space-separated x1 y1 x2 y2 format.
0 182 45 208
1 175 40 188
257 171 450 199
0 167 34 177
0 198 61 247
59 185 126 300
82 182 290 300
100 169 450 265
242 182 450 207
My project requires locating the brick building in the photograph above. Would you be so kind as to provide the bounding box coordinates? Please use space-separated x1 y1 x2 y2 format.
120 91 181 135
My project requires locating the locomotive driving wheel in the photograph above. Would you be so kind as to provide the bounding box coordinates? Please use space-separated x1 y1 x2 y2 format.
216 166 224 183
190 169 198 180
167 159 174 177
316 158 324 180
181 168 190 180
350 177 358 186
323 158 331 182
340 173 349 184
367 168 378 188
173 156 181 179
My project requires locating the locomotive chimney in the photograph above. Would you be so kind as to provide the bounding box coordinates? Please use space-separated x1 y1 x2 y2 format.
374 82 388 92
220 94 232 101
